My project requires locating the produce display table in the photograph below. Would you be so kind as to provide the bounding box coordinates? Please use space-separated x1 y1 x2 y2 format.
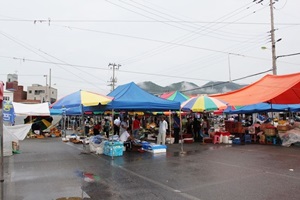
214 131 231 136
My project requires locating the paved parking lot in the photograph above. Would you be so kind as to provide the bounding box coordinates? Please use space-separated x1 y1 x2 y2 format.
2 138 300 200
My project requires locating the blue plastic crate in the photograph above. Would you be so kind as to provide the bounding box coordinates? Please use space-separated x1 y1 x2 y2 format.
104 141 123 156
232 138 241 144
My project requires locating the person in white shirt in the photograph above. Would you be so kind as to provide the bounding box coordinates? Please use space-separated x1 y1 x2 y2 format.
120 128 134 151
157 115 168 145
120 128 132 142
120 116 129 135
113 115 121 136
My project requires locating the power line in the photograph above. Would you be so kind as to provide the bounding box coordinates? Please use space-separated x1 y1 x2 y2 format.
1 18 300 26
0 30 109 93
0 55 280 83
55 24 236 55
115 2 268 65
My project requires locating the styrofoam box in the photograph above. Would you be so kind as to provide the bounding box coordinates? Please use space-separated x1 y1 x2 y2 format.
166 137 174 144
142 143 167 150
145 148 166 153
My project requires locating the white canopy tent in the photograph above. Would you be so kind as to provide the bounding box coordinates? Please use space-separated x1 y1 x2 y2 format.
12 102 50 116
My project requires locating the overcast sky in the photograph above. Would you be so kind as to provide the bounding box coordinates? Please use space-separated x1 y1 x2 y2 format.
1 0 299 99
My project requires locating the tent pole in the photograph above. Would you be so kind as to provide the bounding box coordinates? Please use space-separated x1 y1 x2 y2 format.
111 109 114 160
179 109 185 154
0 81 4 183
270 101 274 125
0 109 4 182
81 105 88 153
169 110 171 142
112 109 115 136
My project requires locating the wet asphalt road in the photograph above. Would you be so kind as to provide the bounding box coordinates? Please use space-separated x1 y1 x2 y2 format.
1 137 300 200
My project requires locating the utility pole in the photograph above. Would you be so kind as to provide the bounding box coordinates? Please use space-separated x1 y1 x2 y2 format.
270 0 277 75
254 0 277 75
108 63 121 91
228 53 232 82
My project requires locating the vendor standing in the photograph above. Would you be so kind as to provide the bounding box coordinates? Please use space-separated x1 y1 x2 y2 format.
157 115 168 145
202 116 210 135
192 117 201 142
120 116 129 135
84 117 90 136
132 115 141 138
173 113 180 144
103 118 110 139
113 115 121 136
93 121 101 135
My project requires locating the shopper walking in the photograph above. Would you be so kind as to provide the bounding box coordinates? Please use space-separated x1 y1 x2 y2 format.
157 115 168 145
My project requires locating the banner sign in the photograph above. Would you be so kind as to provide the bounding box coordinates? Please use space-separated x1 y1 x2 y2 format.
3 100 15 124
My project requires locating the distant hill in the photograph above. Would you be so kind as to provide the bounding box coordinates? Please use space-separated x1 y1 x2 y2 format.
137 81 246 96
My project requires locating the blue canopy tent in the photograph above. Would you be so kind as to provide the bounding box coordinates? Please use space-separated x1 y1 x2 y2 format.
50 106 83 115
106 82 180 111
224 103 300 114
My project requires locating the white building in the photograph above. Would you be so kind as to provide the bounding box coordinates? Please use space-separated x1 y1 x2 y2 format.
3 90 14 102
27 84 57 103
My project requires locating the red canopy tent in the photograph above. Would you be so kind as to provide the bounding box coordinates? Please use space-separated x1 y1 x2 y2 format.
210 73 300 106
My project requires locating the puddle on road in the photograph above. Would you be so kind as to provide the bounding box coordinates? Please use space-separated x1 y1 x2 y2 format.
172 150 200 157
73 169 115 199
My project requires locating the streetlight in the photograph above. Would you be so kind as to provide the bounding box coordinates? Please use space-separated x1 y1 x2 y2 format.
43 75 48 102
276 52 300 59
227 53 244 82
261 46 300 72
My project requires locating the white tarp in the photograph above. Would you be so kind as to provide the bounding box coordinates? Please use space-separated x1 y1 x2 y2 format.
12 102 50 116
279 127 300 147
4 124 31 141
3 124 31 156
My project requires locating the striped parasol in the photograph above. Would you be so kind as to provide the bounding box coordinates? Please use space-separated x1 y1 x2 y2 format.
181 95 227 112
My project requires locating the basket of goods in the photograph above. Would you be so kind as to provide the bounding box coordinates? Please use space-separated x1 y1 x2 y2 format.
278 120 287 125
264 124 276 136
277 125 288 131
36 135 45 139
